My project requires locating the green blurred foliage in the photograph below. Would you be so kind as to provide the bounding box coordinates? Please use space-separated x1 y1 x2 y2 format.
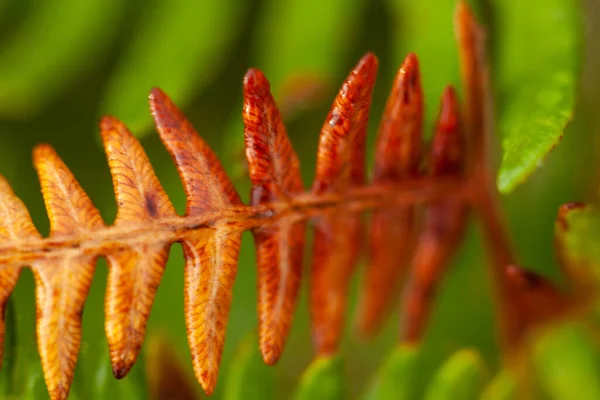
0 0 598 399
423 349 488 400
292 356 346 400
362 343 419 400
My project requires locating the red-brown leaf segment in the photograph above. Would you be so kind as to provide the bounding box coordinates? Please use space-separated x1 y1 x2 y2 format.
0 3 577 397
356 53 423 336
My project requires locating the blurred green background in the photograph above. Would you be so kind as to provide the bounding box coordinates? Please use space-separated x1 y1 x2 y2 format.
0 0 598 398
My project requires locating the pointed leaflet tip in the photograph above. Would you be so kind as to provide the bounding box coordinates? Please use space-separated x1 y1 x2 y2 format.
149 87 241 214
243 68 271 98
430 86 463 176
356 52 423 336
242 69 305 364
32 146 104 400
150 88 242 394
100 117 175 380
310 55 378 355
401 88 468 343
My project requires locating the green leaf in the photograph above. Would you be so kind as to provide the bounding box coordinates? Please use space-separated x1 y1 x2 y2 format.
224 332 275 400
480 370 517 400
0 0 125 116
555 204 600 283
424 348 488 400
101 0 248 135
494 0 583 193
533 322 600 400
293 355 346 400
363 343 420 400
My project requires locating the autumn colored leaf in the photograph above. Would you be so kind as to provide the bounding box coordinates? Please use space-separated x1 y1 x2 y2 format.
150 88 243 395
242 69 306 365
310 53 378 355
100 117 176 379
401 86 468 342
32 145 105 400
356 53 423 336
0 2 589 396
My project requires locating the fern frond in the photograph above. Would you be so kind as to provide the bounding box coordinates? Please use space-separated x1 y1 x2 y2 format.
0 2 577 399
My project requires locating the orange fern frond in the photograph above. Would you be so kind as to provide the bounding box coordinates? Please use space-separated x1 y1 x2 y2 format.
0 2 576 400
242 68 306 365
355 52 423 336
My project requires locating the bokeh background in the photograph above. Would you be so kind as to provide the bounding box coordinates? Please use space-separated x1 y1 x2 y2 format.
0 0 597 398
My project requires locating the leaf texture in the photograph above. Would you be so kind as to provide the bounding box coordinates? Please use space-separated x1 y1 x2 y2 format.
242 69 306 365
0 6 580 395
150 88 243 395
310 53 378 355
32 145 105 400
356 53 423 336
100 117 176 378
401 87 468 342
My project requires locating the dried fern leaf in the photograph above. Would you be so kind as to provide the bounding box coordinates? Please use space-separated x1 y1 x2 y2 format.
310 53 378 355
242 69 306 365
356 53 423 336
401 87 468 342
101 117 177 378
150 88 243 395
32 144 105 400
